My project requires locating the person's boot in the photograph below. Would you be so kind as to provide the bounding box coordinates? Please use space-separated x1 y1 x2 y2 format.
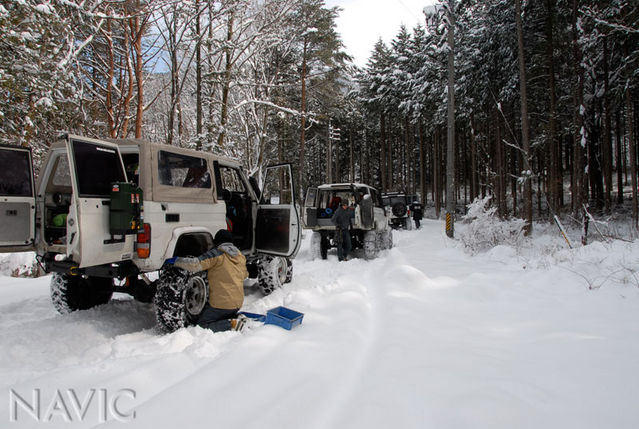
230 315 248 331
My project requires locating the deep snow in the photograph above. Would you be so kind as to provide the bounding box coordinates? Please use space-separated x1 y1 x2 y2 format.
1 220 638 428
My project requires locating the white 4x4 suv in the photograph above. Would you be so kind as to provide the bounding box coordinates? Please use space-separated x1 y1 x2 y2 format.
303 183 392 260
0 135 301 332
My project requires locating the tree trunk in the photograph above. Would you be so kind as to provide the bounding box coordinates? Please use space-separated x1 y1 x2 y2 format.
434 127 441 218
515 0 533 235
616 110 624 203
349 129 354 182
380 113 387 192
299 37 308 200
445 0 456 237
195 0 203 150
545 0 561 214
131 2 144 139
217 11 234 147
602 36 613 210
571 0 586 217
105 15 116 138
419 121 425 202
626 78 638 228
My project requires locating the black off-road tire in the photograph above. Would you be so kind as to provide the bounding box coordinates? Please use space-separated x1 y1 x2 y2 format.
285 258 293 283
258 255 289 295
379 229 393 250
320 234 328 259
392 202 407 217
363 230 379 260
311 231 329 260
154 267 208 333
50 274 113 314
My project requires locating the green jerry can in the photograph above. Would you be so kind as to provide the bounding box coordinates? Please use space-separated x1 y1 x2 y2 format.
109 182 143 235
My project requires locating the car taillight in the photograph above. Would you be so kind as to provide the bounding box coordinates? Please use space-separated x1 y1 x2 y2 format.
136 223 151 258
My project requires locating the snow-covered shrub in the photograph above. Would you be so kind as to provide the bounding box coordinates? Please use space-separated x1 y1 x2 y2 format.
459 196 527 254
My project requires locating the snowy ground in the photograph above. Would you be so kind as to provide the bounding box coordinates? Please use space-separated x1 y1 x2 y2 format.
1 219 639 428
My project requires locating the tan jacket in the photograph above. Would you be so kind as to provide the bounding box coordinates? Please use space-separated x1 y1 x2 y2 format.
174 243 248 310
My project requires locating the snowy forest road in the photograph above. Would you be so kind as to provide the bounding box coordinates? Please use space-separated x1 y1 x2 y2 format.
1 220 638 429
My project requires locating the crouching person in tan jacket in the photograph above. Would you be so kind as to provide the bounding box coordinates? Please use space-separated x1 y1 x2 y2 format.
168 229 248 332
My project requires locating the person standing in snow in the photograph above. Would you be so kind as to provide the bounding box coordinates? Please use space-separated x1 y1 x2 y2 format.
411 200 423 229
164 229 248 331
331 201 355 261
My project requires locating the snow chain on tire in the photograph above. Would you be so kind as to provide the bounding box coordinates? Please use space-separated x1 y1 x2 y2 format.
50 273 113 314
258 255 291 295
154 267 208 333
363 230 379 260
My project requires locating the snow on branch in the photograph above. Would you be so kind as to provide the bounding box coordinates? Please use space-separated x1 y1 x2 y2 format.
233 99 301 117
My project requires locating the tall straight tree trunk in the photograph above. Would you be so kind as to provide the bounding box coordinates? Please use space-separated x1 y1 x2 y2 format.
616 111 624 203
571 0 586 217
217 11 234 147
105 15 116 138
195 0 203 150
470 115 478 203
515 0 533 235
434 127 441 218
380 113 387 192
299 38 308 200
445 0 456 237
626 73 638 228
387 130 393 190
167 12 178 146
419 121 425 202
545 0 560 213
131 0 145 139
602 37 613 209
349 129 354 182
121 25 134 138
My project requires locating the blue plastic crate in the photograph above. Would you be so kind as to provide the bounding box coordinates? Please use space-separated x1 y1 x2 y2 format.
265 306 304 330
239 311 266 322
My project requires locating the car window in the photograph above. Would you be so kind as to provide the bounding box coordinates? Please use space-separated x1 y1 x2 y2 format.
218 167 246 193
72 141 126 197
158 151 211 189
0 148 32 197
305 188 317 207
261 166 293 204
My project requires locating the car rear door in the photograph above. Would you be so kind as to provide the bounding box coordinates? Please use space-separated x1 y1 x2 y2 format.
0 145 36 252
65 136 134 268
255 164 301 257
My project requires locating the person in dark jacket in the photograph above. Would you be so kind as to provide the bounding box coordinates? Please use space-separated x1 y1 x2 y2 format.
165 229 248 332
411 201 424 229
331 201 355 261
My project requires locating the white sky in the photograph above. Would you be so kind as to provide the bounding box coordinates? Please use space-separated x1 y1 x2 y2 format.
325 0 439 67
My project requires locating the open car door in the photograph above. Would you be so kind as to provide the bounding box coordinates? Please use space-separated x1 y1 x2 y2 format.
255 164 301 257
64 135 132 268
0 145 36 252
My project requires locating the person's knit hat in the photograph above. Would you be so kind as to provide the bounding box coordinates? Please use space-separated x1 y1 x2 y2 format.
214 229 233 245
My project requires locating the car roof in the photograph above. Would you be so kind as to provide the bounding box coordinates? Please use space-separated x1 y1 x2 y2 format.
317 183 374 190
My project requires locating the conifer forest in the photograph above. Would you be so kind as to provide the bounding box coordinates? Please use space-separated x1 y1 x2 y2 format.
1 0 638 229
